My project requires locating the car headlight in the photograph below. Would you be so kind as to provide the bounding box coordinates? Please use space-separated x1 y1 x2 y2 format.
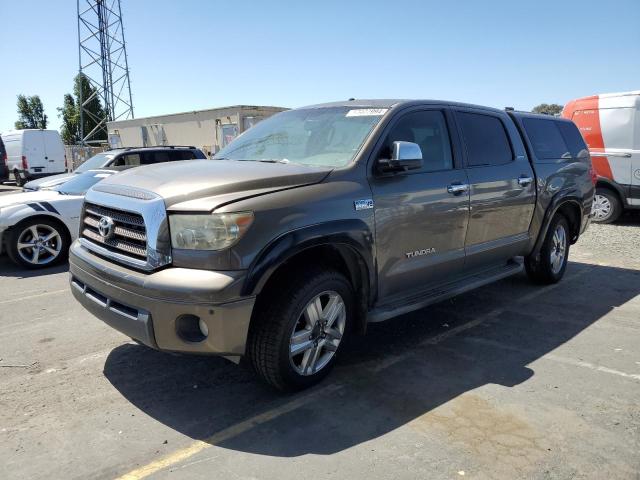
169 212 254 251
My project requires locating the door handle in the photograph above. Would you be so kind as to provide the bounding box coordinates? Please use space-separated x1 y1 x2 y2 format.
517 176 533 187
590 152 631 158
447 183 469 195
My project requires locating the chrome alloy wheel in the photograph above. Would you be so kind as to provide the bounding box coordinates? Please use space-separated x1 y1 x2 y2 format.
289 290 346 376
592 193 612 221
549 224 567 274
16 224 62 266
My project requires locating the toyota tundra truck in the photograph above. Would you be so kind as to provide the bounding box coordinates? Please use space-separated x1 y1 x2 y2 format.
69 100 595 391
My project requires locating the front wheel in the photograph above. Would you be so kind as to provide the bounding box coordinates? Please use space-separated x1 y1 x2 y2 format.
6 218 70 269
247 268 354 391
525 214 570 284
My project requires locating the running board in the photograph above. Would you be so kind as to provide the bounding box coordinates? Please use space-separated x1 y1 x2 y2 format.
367 260 523 323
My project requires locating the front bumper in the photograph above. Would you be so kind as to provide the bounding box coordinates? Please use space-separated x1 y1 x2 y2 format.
69 240 255 357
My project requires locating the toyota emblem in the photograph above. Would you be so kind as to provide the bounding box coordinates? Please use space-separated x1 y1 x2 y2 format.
98 216 115 239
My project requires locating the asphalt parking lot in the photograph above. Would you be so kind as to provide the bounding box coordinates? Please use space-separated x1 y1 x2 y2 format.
1 209 639 479
0 183 20 193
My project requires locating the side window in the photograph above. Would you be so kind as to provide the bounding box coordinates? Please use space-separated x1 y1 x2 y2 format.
143 151 170 164
458 112 513 166
557 122 589 159
522 118 571 160
170 150 197 161
122 153 141 166
113 153 141 166
382 110 453 172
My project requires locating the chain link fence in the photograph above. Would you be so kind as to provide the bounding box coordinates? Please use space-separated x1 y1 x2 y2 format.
65 146 107 171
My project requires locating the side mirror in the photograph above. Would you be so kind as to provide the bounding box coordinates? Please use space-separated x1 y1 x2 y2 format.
377 141 423 173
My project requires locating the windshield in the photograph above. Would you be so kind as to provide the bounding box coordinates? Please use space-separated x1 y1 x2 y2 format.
75 152 116 173
213 107 387 167
55 171 114 195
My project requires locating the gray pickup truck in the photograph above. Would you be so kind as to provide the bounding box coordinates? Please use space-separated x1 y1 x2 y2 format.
69 100 594 391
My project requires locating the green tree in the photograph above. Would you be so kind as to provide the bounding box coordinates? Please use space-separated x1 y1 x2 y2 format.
57 74 107 144
532 103 563 116
58 93 79 144
15 94 48 129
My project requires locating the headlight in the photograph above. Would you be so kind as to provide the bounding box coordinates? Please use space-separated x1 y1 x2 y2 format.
169 212 254 251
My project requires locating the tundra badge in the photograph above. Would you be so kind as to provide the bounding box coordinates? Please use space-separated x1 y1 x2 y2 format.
354 199 374 211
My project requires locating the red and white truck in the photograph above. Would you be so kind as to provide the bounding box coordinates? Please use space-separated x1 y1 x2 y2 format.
563 90 639 223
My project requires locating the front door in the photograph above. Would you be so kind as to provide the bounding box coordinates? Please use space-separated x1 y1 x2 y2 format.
369 108 470 303
454 109 536 271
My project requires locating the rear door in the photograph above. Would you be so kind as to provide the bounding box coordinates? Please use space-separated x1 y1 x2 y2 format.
42 131 66 174
369 107 470 303
25 131 47 174
454 109 535 271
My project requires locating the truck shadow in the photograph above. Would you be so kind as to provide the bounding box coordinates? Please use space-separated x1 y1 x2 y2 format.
103 261 640 457
615 211 640 226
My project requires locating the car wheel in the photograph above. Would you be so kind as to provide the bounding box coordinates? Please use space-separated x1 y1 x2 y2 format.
6 218 70 269
247 268 353 391
525 214 570 284
592 188 621 224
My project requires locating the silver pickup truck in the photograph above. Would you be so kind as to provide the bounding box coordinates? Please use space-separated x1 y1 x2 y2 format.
68 100 595 391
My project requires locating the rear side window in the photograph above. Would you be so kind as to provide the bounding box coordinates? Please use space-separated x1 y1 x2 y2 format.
458 112 513 166
169 150 197 161
522 118 571 160
143 151 170 164
557 122 589 159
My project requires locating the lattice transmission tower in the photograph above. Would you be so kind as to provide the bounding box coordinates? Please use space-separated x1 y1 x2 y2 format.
77 0 134 144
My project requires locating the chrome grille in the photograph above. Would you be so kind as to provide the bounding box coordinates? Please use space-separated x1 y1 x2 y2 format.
81 202 147 261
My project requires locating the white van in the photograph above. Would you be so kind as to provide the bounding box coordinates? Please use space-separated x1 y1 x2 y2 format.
0 130 66 186
563 90 640 223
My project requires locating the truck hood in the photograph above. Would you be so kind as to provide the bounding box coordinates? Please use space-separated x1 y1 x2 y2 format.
93 160 333 210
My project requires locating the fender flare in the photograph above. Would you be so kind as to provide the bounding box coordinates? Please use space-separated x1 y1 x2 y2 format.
532 191 584 256
242 219 376 302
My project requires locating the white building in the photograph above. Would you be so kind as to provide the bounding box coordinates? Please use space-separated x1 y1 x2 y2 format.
107 105 287 157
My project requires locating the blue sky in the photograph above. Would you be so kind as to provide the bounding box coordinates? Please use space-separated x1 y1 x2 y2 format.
1 0 638 133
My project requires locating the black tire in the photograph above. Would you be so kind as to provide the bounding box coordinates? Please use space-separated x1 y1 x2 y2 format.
6 218 70 269
247 267 354 392
525 214 570 284
13 170 25 187
592 188 622 224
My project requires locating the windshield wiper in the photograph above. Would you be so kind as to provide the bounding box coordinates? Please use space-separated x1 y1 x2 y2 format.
253 159 290 164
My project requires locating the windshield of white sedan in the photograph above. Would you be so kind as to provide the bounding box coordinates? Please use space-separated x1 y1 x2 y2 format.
75 153 115 173
213 107 386 167
55 171 114 195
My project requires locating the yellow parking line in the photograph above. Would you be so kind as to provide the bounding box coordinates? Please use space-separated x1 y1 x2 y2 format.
115 265 595 480
0 289 67 305
116 384 342 480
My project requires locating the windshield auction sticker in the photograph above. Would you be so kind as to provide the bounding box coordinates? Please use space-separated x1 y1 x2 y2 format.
346 108 388 117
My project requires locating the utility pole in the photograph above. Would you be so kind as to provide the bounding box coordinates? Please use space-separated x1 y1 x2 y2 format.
77 0 134 144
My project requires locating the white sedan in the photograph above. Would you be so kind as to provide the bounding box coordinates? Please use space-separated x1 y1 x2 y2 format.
0 169 123 269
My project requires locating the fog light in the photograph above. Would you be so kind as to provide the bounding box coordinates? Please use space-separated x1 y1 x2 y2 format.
175 314 207 342
198 318 209 337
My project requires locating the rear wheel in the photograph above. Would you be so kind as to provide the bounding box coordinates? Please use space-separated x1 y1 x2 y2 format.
592 188 621 224
6 218 70 269
525 214 570 284
13 170 26 187
247 268 353 391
